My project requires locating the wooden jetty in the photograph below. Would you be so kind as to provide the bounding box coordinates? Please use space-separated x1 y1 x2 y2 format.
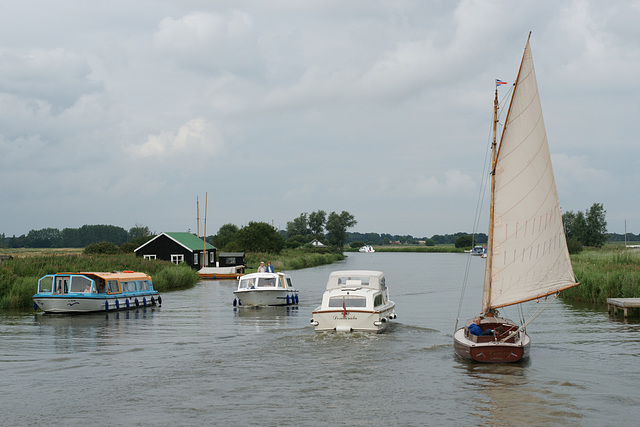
607 298 640 317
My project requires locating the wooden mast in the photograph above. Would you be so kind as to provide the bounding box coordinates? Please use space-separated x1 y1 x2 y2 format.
482 87 499 314
203 192 208 267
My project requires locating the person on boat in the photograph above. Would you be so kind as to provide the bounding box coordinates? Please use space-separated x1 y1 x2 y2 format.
257 262 266 272
266 261 274 273
469 317 495 336
84 283 92 293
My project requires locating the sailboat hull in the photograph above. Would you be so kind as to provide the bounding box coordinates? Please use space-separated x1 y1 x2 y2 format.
453 318 530 363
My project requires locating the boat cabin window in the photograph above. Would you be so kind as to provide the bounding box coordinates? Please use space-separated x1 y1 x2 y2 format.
69 276 92 293
374 294 383 307
286 277 293 288
256 277 278 288
38 276 54 293
329 296 367 308
107 280 120 294
337 276 370 287
138 280 150 291
239 278 255 289
121 281 137 292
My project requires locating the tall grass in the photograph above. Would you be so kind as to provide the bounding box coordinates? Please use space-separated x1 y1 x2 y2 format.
0 253 199 309
245 249 344 273
561 248 640 303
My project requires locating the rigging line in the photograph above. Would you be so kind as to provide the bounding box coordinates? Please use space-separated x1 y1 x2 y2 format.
455 102 495 331
500 294 559 343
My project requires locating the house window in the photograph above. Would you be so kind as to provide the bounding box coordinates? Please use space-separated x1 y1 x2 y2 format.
209 252 215 264
171 254 184 264
194 252 199 265
143 254 156 260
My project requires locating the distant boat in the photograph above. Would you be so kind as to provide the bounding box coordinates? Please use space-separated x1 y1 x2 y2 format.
454 33 579 363
198 266 244 280
358 245 375 253
33 271 161 314
310 270 396 333
464 245 485 256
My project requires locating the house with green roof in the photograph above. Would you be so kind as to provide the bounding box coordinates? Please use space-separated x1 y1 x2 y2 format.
134 232 217 270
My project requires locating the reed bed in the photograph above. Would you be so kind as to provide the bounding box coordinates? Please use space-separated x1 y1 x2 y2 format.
562 248 640 303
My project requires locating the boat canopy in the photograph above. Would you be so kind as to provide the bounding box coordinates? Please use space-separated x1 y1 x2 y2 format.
238 272 292 289
325 270 385 291
36 271 153 295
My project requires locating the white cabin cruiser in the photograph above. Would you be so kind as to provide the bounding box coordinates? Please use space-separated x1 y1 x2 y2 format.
233 272 299 307
310 270 396 333
358 245 375 253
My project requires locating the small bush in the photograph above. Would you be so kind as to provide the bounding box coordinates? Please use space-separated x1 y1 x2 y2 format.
151 264 199 292
84 241 119 254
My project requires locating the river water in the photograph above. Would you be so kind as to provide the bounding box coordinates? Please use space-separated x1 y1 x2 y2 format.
2 252 639 426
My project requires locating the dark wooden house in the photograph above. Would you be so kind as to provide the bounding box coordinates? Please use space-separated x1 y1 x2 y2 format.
134 232 217 270
218 252 246 270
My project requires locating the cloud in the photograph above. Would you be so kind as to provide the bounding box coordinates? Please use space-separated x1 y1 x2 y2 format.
127 118 225 167
153 11 259 75
0 48 100 111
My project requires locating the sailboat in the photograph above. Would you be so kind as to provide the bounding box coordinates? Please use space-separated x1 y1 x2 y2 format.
453 33 579 363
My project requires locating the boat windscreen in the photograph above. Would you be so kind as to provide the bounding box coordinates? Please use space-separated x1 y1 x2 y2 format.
239 278 255 289
257 277 279 288
329 296 367 308
337 277 371 287
38 276 53 293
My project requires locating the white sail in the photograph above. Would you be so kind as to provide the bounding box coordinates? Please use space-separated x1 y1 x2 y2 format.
482 39 578 311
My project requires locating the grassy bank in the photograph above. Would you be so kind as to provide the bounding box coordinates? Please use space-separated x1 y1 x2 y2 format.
561 248 640 303
245 248 345 272
0 253 199 309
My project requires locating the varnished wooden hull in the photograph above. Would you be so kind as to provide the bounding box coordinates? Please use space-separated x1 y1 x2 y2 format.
453 320 530 363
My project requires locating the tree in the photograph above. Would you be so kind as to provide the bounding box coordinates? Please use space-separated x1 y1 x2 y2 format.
563 203 606 247
584 203 607 247
236 221 285 253
25 228 62 248
308 210 326 236
563 211 585 244
212 223 239 250
129 224 152 241
455 235 473 248
325 211 357 248
286 213 309 239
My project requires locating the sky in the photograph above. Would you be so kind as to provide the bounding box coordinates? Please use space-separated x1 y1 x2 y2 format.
1 0 639 239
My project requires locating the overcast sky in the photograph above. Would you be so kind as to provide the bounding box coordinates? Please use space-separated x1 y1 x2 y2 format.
1 0 638 239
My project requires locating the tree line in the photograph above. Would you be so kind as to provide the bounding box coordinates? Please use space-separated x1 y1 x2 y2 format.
211 210 357 253
0 203 616 253
0 224 152 249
